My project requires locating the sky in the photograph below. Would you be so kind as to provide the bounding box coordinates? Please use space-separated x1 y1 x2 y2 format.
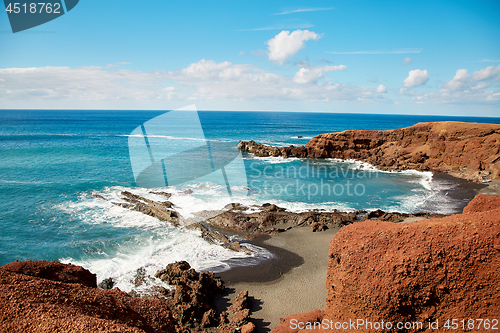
0 0 499 116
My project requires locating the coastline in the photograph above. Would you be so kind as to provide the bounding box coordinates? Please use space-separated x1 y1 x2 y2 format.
218 226 341 331
425 172 487 214
215 173 499 332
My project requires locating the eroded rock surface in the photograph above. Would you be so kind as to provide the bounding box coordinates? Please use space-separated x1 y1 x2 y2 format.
154 261 254 333
206 204 439 238
0 261 182 333
0 260 256 333
239 121 500 181
115 191 180 225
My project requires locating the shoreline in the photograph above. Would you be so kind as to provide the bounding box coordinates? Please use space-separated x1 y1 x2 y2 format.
427 172 487 214
217 226 341 332
214 174 499 332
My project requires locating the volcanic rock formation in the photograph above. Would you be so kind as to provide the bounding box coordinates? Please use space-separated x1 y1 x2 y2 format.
0 261 182 333
0 260 255 333
239 121 500 181
205 203 440 238
272 194 500 332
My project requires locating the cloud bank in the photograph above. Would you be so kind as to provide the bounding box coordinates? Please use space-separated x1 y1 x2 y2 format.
0 63 498 109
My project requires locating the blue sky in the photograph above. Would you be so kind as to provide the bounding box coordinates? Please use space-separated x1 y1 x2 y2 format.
1 0 499 116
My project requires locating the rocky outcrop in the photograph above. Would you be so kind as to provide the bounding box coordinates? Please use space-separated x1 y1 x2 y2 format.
0 261 182 333
239 121 500 181
96 191 251 253
207 207 356 238
186 222 253 254
0 260 256 333
115 191 181 226
154 261 224 330
272 194 500 332
154 261 254 333
0 260 97 288
206 203 440 238
218 291 256 333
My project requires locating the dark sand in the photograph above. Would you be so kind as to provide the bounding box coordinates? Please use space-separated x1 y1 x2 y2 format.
424 172 487 213
217 226 340 331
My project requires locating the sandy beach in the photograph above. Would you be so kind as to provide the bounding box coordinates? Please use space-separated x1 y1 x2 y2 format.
218 226 340 331
478 179 500 196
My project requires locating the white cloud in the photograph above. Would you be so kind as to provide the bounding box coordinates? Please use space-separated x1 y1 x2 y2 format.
3 62 497 110
402 57 412 65
471 65 500 81
400 65 500 105
180 59 233 80
0 66 165 102
267 30 321 65
442 65 500 92
403 69 430 87
471 82 489 91
376 85 387 93
167 59 381 103
292 65 346 84
443 69 469 91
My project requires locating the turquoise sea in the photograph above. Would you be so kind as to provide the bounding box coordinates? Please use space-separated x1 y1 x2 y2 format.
1 110 499 292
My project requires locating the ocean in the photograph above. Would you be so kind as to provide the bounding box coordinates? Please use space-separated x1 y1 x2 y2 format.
1 110 499 293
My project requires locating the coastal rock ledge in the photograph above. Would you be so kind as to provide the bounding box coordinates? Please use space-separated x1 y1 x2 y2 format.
238 121 500 181
272 194 500 333
0 260 254 333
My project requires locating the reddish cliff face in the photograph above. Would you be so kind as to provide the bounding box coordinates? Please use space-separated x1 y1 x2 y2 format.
0 260 255 333
273 194 500 333
239 121 500 181
0 261 181 333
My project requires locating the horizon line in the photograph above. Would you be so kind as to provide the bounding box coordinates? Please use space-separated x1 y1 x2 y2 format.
0 108 498 118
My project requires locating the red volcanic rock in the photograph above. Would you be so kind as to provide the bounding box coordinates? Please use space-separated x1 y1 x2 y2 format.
154 261 224 329
0 260 97 288
463 193 500 214
0 262 182 333
272 194 500 332
0 259 255 333
239 121 500 181
217 291 255 333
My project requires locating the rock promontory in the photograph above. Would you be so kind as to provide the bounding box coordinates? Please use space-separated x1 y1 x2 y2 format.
239 121 500 181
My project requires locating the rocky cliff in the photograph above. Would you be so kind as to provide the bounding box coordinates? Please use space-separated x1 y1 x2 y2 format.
239 121 500 181
272 194 500 332
0 260 255 333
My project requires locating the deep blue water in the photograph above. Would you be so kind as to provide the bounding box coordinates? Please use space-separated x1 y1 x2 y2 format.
1 110 499 290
